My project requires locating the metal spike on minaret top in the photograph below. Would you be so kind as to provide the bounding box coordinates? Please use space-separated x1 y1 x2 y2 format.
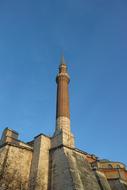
60 54 66 65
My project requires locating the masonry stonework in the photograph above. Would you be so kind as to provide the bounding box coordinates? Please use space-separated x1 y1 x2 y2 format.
0 144 32 190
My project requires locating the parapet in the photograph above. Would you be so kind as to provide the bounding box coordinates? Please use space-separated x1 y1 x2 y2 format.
0 127 19 145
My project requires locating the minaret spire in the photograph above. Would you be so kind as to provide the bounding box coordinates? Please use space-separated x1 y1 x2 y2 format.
53 55 74 148
60 54 66 65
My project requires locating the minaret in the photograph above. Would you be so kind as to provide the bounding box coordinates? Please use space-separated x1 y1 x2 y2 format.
52 56 74 148
56 56 70 134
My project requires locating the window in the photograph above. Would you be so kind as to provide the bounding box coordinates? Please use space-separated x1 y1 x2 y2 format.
108 164 113 169
116 165 120 169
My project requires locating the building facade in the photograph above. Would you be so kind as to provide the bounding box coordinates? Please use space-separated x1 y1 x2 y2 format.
0 57 127 190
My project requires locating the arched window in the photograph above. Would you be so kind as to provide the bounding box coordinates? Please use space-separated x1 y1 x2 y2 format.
116 165 120 169
108 164 113 169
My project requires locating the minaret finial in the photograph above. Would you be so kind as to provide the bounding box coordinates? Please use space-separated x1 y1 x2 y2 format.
60 53 66 65
59 54 68 74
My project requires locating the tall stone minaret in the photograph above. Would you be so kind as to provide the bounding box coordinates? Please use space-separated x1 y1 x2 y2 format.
52 56 74 148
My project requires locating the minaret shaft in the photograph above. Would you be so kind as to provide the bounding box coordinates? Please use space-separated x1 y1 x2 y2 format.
56 79 70 119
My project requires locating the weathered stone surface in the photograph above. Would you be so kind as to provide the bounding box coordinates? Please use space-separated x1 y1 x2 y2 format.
108 179 127 190
65 148 102 190
50 146 110 190
0 145 9 178
0 128 19 145
0 144 32 190
95 170 111 190
56 117 71 134
51 130 74 149
0 140 127 190
29 134 51 190
50 147 74 190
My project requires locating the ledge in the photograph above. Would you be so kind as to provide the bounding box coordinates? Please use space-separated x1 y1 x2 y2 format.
0 142 33 152
34 133 51 139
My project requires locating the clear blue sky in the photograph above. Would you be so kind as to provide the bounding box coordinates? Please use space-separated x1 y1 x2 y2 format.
0 0 127 165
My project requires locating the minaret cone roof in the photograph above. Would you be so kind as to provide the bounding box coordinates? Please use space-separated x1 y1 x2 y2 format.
60 54 67 67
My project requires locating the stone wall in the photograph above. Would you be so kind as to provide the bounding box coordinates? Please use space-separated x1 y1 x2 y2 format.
50 146 74 190
0 144 32 190
29 134 51 190
50 146 112 190
95 170 111 190
108 179 127 190
65 148 101 190
0 145 9 178
0 137 127 190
